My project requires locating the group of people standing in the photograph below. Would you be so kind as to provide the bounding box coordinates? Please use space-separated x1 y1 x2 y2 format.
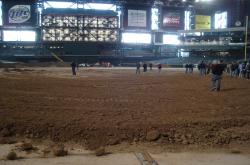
185 60 226 92
185 59 250 92
227 61 250 79
136 62 162 74
185 61 210 76
198 61 208 76
184 63 194 74
71 59 247 92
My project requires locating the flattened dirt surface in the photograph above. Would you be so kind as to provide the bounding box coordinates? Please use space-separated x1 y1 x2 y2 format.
0 67 250 150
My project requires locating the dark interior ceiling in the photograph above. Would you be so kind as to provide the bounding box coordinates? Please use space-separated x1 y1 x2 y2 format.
39 0 240 10
39 0 250 19
41 0 226 5
39 0 245 6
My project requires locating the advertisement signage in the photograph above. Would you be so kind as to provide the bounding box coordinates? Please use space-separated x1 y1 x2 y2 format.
2 0 36 26
123 5 151 30
9 5 31 23
162 9 184 30
195 15 211 29
128 10 147 27
163 12 181 28
215 12 227 29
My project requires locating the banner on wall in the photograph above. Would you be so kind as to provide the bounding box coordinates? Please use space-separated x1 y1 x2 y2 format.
215 12 227 29
128 9 147 27
163 12 180 27
2 0 37 26
162 9 184 30
123 5 151 30
195 15 211 29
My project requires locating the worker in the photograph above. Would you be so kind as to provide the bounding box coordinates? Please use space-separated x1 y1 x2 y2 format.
71 61 77 76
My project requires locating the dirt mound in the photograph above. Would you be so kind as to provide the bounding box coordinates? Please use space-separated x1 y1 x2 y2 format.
18 142 34 151
0 69 250 150
146 130 160 141
0 137 16 144
95 147 106 156
6 151 17 160
52 145 68 157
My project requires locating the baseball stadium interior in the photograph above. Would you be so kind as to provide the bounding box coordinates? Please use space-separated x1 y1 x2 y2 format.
0 0 249 64
1 1 250 164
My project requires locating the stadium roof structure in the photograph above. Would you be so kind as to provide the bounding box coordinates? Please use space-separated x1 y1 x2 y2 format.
178 27 246 34
38 0 249 16
39 0 225 6
43 8 118 16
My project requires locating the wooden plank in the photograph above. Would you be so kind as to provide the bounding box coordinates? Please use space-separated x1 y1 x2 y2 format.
134 152 159 165
51 52 64 62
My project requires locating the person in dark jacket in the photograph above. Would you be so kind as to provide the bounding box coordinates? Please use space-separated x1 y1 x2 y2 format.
136 62 141 74
246 62 250 79
211 60 225 91
185 63 188 74
143 63 148 72
158 63 162 73
206 63 212 74
149 63 153 71
71 61 77 75
242 61 247 78
189 63 194 73
198 61 206 76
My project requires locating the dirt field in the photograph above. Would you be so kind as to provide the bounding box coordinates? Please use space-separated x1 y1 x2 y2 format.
0 67 250 151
